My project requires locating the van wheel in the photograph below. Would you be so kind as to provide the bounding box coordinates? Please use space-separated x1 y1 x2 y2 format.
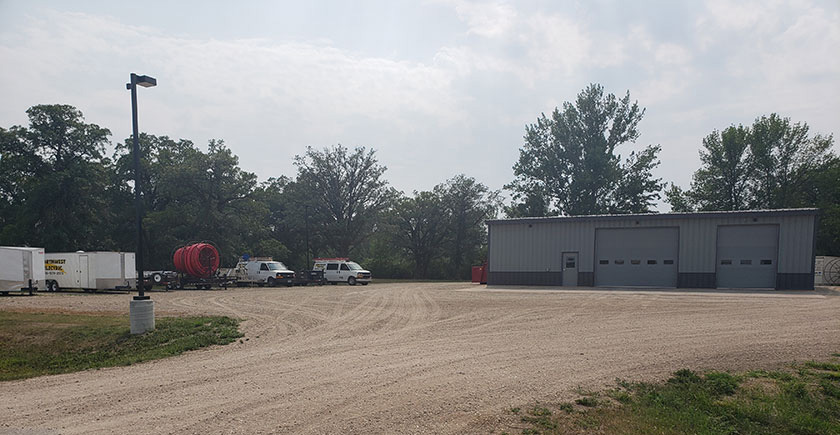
267 277 276 287
348 277 357 286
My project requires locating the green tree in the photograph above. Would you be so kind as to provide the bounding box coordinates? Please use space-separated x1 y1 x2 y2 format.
391 191 449 279
439 174 501 279
790 157 840 255
749 114 835 209
507 83 662 216
292 145 397 256
667 114 837 253
0 105 113 251
666 125 752 211
504 190 551 218
112 136 265 268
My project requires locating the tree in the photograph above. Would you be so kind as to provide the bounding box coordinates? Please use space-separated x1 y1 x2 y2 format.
749 114 835 209
0 105 113 250
112 136 265 268
439 174 501 279
507 83 662 216
666 125 752 211
662 184 694 213
391 191 449 278
504 190 551 218
293 145 397 256
667 114 837 254
666 114 836 213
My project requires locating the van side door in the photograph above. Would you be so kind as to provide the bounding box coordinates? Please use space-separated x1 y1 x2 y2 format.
326 263 339 281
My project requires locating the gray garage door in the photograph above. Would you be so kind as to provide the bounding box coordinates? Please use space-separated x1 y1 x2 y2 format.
716 225 778 288
595 227 679 287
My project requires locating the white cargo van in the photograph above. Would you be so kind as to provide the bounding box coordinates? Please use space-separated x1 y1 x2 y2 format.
231 257 296 287
44 251 136 292
313 258 371 285
0 246 46 294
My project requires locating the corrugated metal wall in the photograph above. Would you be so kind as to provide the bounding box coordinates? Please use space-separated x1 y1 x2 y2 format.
488 212 815 275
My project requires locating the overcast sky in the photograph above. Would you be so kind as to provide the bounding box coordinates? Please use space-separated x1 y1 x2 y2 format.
1 0 838 210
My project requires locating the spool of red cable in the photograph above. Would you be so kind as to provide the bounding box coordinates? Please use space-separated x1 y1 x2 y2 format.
172 243 220 278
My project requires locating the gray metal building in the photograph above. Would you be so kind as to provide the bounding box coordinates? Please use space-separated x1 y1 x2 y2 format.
487 209 818 290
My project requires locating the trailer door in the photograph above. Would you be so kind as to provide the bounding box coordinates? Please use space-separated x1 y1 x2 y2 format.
79 255 90 288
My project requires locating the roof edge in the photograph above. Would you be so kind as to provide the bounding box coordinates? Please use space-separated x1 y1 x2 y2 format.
487 208 819 225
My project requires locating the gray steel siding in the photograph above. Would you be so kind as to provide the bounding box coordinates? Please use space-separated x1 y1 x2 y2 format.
488 213 815 276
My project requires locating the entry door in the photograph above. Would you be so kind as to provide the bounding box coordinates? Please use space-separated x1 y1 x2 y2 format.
79 255 89 287
562 252 578 286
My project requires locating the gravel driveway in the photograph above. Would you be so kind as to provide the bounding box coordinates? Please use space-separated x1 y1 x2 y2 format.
1 283 838 434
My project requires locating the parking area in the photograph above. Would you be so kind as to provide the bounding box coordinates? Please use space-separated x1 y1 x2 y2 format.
2 283 839 434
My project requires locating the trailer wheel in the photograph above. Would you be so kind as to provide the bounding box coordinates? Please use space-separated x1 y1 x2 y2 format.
151 273 163 284
348 276 357 286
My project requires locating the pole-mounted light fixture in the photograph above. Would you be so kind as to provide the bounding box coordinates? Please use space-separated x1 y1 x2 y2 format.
126 73 156 301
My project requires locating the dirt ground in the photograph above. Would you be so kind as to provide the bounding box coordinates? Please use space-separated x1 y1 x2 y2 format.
1 283 839 434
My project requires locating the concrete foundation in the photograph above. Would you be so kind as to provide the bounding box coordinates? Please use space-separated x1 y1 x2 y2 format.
129 299 155 334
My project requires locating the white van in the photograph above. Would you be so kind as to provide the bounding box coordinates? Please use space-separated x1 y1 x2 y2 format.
232 257 296 287
313 258 371 285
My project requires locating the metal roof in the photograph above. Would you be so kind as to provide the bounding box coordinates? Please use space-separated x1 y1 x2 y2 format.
486 208 819 225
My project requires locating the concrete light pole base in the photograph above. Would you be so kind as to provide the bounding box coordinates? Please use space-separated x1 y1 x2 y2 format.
130 299 155 334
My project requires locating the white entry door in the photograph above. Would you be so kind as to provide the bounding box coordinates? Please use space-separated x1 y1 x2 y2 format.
562 252 578 286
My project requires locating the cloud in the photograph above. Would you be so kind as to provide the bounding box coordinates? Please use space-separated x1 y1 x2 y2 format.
1 2 836 204
452 0 517 37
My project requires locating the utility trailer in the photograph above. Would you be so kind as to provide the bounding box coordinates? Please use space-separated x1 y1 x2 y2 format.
0 246 45 295
292 269 326 286
165 273 234 290
44 251 136 292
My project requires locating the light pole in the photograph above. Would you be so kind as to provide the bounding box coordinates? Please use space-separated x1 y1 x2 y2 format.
127 73 156 334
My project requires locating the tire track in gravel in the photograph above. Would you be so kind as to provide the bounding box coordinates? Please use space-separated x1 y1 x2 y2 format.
1 283 839 434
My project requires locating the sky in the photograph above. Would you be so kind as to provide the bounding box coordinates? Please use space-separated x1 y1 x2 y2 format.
1 0 838 211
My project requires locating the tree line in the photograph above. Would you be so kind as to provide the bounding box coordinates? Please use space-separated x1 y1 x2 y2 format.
1 85 836 280
0 105 499 279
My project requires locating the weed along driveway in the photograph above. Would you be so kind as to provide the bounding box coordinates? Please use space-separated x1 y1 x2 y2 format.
1 283 839 434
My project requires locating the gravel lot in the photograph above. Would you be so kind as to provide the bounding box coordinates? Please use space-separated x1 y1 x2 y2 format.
1 283 839 434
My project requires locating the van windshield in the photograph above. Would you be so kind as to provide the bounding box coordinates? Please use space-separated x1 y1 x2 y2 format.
267 262 288 271
347 262 363 270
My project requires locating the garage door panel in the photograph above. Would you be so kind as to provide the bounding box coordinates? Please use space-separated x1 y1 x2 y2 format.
717 225 778 288
595 227 679 287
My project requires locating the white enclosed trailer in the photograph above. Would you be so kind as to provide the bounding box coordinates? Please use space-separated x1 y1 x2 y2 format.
0 246 46 294
44 251 136 292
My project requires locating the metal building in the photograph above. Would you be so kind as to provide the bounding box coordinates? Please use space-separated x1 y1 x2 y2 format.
487 209 818 290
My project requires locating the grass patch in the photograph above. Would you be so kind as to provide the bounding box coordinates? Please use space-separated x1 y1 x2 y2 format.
506 354 840 434
0 311 242 381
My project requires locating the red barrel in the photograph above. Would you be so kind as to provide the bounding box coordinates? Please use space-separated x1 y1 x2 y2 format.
173 243 220 278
